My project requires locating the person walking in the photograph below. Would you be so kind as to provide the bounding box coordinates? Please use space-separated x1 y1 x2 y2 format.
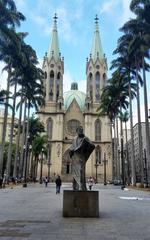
45 177 48 187
55 175 62 194
88 176 94 191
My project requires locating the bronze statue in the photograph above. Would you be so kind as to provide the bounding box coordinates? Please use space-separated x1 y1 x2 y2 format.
69 126 95 191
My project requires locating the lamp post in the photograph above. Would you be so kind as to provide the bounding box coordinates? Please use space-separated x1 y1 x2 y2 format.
39 148 44 184
23 144 27 187
27 145 32 179
47 143 51 181
103 152 107 185
143 149 148 188
95 162 98 183
23 135 30 187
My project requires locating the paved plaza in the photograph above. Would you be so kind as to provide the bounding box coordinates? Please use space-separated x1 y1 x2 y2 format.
0 183 150 240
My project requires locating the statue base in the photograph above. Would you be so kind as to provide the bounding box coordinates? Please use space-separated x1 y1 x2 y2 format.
63 190 99 218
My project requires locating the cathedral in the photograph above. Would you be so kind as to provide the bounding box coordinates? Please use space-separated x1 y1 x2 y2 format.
38 14 113 183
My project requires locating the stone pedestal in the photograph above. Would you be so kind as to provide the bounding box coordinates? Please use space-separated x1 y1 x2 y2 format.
63 190 99 218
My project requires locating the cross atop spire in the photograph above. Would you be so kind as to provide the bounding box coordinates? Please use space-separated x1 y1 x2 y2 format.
53 13 58 30
47 14 60 62
90 15 103 62
95 14 99 24
54 13 57 23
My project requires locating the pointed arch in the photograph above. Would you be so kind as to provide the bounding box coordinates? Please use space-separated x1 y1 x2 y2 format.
44 71 47 79
95 145 101 164
95 71 100 101
102 73 107 88
56 72 61 100
95 119 101 141
49 70 54 100
88 72 93 99
47 118 53 140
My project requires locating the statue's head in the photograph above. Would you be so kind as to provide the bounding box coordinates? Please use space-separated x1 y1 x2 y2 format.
76 126 84 135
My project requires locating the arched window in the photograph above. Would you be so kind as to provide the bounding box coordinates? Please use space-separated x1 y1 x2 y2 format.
95 146 101 164
44 71 47 79
95 119 101 141
47 118 53 139
67 119 81 135
56 72 61 100
95 72 100 101
88 73 93 99
103 73 107 88
49 71 54 100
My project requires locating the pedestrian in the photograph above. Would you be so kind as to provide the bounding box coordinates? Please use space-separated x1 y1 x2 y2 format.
88 176 94 191
45 177 48 187
55 175 62 194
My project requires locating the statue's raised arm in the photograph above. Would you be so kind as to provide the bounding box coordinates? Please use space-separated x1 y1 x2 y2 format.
69 126 95 191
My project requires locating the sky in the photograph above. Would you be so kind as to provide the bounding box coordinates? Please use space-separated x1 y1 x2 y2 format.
0 0 150 125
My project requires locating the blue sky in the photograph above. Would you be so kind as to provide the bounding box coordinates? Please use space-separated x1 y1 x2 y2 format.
0 0 150 125
13 0 134 91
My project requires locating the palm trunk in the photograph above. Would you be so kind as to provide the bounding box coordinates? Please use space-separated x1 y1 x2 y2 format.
116 118 120 179
34 156 38 180
32 156 36 180
135 59 144 184
23 102 30 179
18 98 27 179
0 68 11 178
112 122 116 181
113 119 118 180
129 81 136 185
142 56 150 185
13 90 23 178
125 121 130 184
6 81 17 179
120 111 125 187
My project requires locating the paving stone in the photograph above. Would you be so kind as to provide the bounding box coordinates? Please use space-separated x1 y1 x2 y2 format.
0 183 150 239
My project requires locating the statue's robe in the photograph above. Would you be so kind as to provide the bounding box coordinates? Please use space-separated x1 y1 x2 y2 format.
70 135 95 191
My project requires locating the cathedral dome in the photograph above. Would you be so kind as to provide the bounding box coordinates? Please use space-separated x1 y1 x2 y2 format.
64 83 86 111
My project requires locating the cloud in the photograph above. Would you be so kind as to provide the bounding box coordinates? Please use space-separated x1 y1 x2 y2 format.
63 70 73 92
57 8 74 43
78 80 86 93
22 0 83 46
98 0 134 28
120 0 134 26
100 0 120 14
63 69 86 93
15 0 26 9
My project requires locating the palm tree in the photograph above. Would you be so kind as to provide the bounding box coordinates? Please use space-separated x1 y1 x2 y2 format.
5 33 29 180
115 31 146 185
0 0 25 43
119 4 150 184
97 71 136 184
32 135 47 181
111 32 142 185
4 37 44 180
98 70 136 122
118 111 130 184
0 89 12 108
0 0 25 178
27 116 45 179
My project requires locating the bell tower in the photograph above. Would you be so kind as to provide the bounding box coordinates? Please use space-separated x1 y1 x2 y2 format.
85 15 107 110
42 14 64 110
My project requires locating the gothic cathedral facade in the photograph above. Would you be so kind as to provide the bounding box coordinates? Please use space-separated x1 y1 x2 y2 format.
38 15 113 183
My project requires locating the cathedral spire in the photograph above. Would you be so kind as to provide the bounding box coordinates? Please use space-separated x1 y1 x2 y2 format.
47 13 60 62
90 15 103 62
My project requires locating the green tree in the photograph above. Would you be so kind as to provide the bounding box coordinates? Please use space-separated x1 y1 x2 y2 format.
0 0 25 178
32 135 47 181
